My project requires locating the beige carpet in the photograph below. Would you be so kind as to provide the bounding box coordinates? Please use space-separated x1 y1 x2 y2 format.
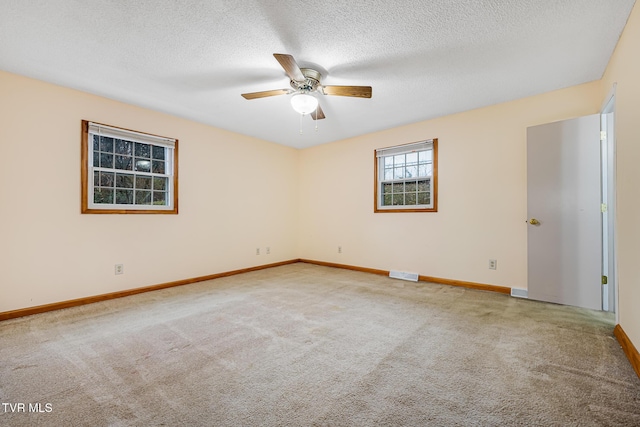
1 263 639 426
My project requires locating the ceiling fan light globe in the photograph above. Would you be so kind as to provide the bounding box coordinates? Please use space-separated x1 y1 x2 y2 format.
290 93 318 115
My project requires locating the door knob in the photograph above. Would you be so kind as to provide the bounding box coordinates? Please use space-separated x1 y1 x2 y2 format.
529 218 540 225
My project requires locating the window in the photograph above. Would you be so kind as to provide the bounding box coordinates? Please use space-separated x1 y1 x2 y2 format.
81 121 178 214
374 139 437 212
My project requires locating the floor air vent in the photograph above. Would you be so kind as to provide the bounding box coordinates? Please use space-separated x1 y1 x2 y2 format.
389 270 419 282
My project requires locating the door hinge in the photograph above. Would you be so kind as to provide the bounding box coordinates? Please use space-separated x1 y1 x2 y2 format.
601 131 607 141
602 275 608 285
601 203 608 213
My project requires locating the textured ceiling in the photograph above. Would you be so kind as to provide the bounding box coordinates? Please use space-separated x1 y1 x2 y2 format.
0 1 635 148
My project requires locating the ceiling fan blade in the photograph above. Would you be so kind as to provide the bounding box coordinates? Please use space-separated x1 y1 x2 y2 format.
241 89 290 100
273 53 306 82
322 85 372 98
311 105 325 120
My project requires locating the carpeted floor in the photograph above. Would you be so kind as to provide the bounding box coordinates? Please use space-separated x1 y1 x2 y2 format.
1 263 639 426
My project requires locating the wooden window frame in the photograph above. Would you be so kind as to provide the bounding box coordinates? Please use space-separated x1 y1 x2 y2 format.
374 139 438 213
81 120 179 214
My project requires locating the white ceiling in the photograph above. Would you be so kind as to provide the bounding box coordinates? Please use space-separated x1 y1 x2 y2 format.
0 1 635 148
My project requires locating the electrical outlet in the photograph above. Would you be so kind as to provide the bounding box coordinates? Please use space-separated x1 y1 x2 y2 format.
489 259 497 270
338 246 342 254
256 248 260 255
115 264 124 275
266 247 270 255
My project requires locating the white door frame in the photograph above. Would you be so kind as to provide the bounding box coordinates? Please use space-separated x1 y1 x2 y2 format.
600 84 618 319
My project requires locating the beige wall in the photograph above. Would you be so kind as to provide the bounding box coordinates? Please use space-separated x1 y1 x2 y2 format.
298 82 601 289
601 3 640 349
0 71 299 312
0 69 602 313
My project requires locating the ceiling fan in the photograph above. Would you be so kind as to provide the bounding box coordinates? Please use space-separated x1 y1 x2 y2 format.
241 53 372 120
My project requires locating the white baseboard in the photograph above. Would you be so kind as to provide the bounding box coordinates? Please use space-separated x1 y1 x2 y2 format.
511 288 528 298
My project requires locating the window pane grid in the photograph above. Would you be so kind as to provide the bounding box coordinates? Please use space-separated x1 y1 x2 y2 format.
383 154 432 180
381 178 431 207
89 135 172 208
92 167 170 206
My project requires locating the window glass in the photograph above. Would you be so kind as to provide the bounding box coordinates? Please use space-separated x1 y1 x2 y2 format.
82 121 177 214
375 139 437 212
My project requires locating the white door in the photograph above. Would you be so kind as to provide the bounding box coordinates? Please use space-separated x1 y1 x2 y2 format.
527 115 602 310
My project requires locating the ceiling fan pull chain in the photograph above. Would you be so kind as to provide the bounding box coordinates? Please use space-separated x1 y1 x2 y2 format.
299 111 303 135
315 104 319 132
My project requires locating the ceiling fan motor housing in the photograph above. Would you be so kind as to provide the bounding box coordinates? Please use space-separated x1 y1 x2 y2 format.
290 68 321 93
